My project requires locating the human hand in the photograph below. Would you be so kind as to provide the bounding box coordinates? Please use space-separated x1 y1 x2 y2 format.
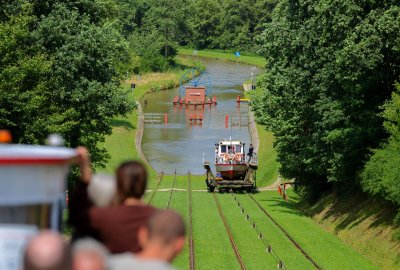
76 146 92 183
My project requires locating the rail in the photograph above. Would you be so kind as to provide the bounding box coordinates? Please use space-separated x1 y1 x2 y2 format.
248 194 321 269
230 191 285 269
147 171 164 205
166 169 177 209
213 193 247 270
188 172 195 270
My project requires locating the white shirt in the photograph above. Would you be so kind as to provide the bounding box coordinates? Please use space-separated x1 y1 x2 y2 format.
109 253 176 270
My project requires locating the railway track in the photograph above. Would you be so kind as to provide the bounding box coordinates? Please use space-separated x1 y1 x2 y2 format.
248 194 321 270
229 191 285 269
166 170 177 209
213 193 247 270
147 171 164 205
188 172 195 270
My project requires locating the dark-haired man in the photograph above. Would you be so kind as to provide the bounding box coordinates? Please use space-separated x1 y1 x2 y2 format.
109 210 186 270
247 144 254 162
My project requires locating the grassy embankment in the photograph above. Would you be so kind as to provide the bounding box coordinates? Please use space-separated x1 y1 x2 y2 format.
299 192 400 270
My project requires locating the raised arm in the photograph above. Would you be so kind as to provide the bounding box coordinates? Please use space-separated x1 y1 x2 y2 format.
68 147 98 241
76 146 92 184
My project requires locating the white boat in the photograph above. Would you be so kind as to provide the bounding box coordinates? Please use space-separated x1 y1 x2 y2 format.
215 139 247 180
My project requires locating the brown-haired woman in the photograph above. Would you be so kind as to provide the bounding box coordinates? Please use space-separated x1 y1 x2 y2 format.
69 147 156 254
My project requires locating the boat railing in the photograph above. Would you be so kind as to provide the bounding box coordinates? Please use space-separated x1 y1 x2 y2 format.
249 152 258 165
216 153 246 164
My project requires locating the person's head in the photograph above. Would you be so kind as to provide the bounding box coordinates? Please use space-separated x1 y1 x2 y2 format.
115 161 147 203
24 230 70 270
88 173 116 207
72 238 108 270
138 210 186 262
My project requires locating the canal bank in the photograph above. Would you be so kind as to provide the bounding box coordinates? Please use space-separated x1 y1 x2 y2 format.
98 56 203 180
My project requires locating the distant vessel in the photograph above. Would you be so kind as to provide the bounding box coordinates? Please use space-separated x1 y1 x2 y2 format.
204 137 257 192
173 69 216 107
214 138 247 180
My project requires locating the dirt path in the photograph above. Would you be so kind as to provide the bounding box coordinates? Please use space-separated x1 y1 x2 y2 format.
258 175 282 191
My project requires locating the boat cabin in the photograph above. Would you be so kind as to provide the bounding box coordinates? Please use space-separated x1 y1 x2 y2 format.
215 140 245 164
185 86 206 104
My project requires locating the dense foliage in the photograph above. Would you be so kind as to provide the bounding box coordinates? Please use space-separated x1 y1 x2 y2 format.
0 1 134 167
362 84 400 219
253 0 400 200
189 0 278 51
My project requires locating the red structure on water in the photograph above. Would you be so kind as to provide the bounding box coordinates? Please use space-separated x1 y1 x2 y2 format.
173 86 217 107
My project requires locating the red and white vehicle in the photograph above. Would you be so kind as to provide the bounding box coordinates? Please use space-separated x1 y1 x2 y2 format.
215 139 247 180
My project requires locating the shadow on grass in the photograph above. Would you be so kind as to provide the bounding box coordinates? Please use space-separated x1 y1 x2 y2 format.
252 194 308 218
111 119 135 130
299 192 399 234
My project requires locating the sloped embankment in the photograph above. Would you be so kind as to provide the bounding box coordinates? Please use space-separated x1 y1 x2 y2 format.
300 193 400 270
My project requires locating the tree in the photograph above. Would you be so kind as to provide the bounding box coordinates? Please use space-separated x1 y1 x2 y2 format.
189 0 222 49
35 3 134 167
0 1 135 168
142 0 190 55
362 84 400 221
128 28 176 72
254 0 400 199
0 4 52 145
215 0 255 50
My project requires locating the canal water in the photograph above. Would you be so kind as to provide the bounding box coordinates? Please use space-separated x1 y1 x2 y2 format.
141 57 258 174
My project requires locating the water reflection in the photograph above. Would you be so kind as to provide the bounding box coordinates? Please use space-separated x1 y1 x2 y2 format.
141 57 259 174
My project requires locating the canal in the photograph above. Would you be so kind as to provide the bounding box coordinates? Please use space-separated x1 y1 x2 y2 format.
141 57 258 174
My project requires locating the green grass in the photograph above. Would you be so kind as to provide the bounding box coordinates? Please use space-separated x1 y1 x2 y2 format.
255 125 280 187
147 175 378 270
217 194 279 269
191 192 240 270
252 190 377 270
170 190 189 269
178 48 266 68
300 192 400 270
242 75 280 187
236 195 315 269
150 175 375 269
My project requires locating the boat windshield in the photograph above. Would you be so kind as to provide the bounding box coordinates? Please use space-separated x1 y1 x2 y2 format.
235 145 242 153
220 144 242 154
220 145 227 153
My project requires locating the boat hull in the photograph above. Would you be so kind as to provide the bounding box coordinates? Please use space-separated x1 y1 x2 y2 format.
215 163 247 180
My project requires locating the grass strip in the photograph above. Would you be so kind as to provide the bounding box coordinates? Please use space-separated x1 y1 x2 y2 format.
238 194 316 269
217 193 278 269
252 191 377 270
179 48 266 68
169 191 189 269
192 192 240 270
